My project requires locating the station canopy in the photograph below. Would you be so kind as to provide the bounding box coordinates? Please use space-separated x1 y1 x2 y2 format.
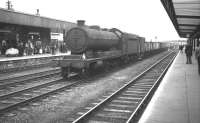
0 8 76 32
161 0 200 39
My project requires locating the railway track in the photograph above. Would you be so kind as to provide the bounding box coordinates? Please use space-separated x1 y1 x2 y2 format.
0 67 61 95
70 51 177 123
0 67 64 114
0 64 121 115
0 77 81 115
0 67 61 85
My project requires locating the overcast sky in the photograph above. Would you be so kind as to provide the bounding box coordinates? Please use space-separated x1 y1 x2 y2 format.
0 0 185 41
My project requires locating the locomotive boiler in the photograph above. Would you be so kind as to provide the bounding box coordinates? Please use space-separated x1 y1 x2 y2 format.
65 23 121 54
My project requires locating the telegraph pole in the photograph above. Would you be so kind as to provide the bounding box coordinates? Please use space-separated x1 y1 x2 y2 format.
6 0 13 10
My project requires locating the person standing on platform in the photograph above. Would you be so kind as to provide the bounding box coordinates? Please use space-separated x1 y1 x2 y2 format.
1 40 7 55
185 44 193 64
195 46 200 75
50 41 56 55
25 40 34 55
35 40 42 54
60 42 67 53
28 40 34 55
17 42 24 56
179 45 183 53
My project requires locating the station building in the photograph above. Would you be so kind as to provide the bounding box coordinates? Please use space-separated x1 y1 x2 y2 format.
0 7 76 50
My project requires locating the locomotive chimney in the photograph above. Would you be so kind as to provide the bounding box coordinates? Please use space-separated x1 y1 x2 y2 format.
77 20 85 26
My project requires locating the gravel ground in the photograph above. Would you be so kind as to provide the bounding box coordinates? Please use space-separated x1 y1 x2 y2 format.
0 51 170 123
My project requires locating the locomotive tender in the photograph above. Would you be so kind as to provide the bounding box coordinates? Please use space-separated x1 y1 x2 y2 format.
57 20 168 78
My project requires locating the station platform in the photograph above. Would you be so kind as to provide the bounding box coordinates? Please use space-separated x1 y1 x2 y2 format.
0 53 69 62
139 52 200 123
0 53 70 73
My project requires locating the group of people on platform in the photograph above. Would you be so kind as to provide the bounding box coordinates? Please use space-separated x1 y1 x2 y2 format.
0 40 68 57
179 44 200 75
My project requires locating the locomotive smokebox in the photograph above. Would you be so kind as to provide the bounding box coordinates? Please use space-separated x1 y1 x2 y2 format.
77 20 85 26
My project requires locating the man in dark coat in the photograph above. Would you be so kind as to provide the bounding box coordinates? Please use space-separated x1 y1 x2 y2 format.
195 46 200 74
17 42 24 56
185 44 193 64
1 40 7 55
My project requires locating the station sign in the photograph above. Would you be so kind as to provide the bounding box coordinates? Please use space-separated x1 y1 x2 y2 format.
51 33 63 41
28 32 40 35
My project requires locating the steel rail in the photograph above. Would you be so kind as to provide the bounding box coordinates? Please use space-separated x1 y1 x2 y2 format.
0 69 61 88
0 67 60 83
0 78 80 115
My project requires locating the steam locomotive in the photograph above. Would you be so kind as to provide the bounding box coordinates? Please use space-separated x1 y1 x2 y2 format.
57 20 169 78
